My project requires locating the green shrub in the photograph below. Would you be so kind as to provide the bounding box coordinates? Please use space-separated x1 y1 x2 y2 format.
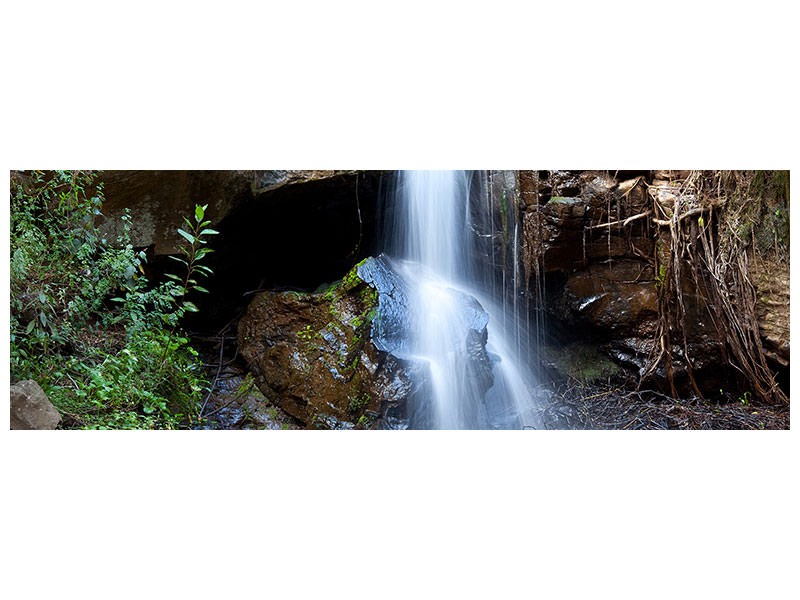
10 170 216 429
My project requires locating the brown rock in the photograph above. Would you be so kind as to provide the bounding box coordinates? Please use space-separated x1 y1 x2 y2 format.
617 176 650 212
10 380 61 430
752 259 790 367
653 170 692 183
97 170 359 254
237 262 419 429
564 260 659 337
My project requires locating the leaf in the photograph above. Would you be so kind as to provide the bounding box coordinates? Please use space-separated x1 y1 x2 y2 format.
168 255 188 265
195 204 205 223
110 297 125 303
194 286 209 294
25 320 36 334
165 273 182 281
177 229 195 244
200 228 219 236
183 301 199 313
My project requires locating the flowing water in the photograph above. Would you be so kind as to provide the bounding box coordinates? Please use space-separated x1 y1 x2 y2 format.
385 170 541 429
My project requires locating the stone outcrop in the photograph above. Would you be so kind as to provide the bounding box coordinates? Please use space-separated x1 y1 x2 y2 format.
560 260 658 337
521 170 652 273
752 259 790 368
98 170 360 254
519 170 789 396
10 380 61 430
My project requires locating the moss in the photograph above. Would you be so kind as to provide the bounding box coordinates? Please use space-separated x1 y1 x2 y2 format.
655 264 667 290
356 413 375 429
284 290 308 300
296 324 314 342
360 285 378 305
347 391 370 415
342 266 362 291
727 170 790 257
544 342 621 384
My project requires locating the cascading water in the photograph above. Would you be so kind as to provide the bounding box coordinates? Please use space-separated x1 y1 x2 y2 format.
384 170 541 429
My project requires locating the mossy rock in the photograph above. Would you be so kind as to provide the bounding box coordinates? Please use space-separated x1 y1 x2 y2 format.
542 342 622 384
238 258 418 429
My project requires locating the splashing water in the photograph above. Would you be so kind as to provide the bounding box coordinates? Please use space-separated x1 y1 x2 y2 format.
386 170 541 429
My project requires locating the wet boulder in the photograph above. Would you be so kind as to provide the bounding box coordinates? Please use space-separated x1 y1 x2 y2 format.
238 256 427 429
238 255 495 429
358 257 494 427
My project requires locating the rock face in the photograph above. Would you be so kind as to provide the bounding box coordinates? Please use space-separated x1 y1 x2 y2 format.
561 260 659 337
521 171 663 370
10 380 61 430
752 259 790 367
520 170 789 396
521 170 652 274
98 170 359 254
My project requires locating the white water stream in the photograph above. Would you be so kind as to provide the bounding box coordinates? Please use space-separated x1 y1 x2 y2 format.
389 170 540 429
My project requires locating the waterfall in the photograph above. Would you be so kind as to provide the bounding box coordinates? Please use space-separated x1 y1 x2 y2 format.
385 170 541 429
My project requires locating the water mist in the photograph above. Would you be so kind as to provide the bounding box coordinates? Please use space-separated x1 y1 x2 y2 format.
385 170 541 429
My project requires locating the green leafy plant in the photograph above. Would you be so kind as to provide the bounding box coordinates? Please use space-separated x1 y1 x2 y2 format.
738 391 751 407
165 203 218 316
10 170 216 429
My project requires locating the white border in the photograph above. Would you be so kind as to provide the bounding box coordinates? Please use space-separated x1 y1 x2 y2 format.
2 2 797 599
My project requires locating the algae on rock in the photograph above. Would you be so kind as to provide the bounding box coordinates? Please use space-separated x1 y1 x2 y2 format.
237 256 423 429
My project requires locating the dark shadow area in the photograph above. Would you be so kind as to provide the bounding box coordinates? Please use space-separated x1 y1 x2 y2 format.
171 171 385 330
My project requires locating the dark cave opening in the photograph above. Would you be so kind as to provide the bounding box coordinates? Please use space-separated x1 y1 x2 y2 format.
174 171 386 330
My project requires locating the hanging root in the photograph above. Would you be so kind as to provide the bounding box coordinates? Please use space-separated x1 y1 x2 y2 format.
642 170 788 405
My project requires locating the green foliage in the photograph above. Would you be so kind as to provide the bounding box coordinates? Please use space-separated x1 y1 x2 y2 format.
341 266 363 291
165 202 219 315
543 342 622 385
46 330 205 429
297 324 314 342
10 170 215 429
725 170 790 257
655 263 667 289
347 392 370 415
